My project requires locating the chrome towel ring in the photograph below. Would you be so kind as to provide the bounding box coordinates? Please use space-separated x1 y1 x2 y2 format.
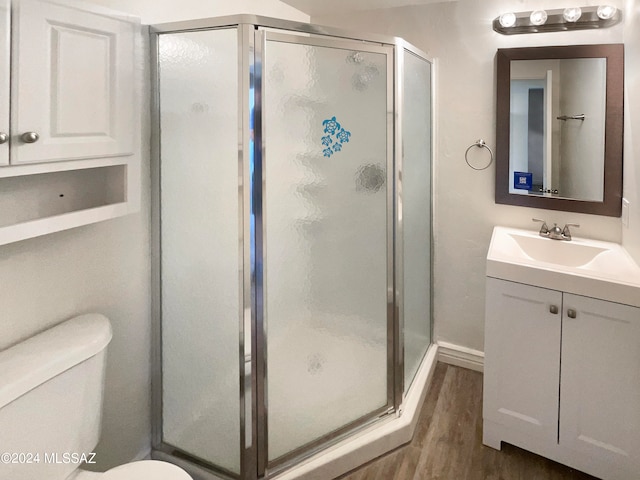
465 139 494 171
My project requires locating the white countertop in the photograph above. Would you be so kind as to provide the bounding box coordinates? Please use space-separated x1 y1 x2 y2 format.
486 226 640 308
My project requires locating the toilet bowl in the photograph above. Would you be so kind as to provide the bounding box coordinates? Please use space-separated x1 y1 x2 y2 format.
69 460 192 479
0 314 192 480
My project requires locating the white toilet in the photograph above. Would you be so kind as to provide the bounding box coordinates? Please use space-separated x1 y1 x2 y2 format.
0 314 192 480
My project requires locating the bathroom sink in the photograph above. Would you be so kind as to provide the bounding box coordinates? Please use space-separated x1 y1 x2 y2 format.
508 232 607 267
487 226 640 307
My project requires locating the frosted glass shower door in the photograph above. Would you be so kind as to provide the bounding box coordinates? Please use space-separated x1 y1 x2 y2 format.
402 50 432 391
261 32 393 464
158 28 241 475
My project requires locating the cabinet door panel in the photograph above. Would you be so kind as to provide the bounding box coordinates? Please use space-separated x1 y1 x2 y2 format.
484 278 562 443
12 0 135 164
560 295 640 470
0 0 8 166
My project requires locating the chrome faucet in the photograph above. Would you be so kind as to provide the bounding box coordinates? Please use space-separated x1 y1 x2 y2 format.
532 218 550 237
532 219 580 241
561 223 580 241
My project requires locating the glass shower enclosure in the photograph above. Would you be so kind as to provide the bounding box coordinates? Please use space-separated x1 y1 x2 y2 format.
151 15 433 480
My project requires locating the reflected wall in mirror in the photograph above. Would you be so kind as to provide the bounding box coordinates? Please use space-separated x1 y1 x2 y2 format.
496 44 624 216
510 58 606 201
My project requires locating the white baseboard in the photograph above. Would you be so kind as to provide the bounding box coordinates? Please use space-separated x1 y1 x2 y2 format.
437 341 484 372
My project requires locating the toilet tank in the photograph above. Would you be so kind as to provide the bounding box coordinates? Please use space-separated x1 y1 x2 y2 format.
0 314 112 480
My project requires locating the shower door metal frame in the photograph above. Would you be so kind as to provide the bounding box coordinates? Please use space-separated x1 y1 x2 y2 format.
394 42 436 399
254 28 396 478
241 23 258 480
150 14 434 480
150 23 255 480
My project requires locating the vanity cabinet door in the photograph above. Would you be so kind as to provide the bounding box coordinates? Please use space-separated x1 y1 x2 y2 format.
0 0 8 166
484 278 562 444
11 0 135 165
559 295 640 472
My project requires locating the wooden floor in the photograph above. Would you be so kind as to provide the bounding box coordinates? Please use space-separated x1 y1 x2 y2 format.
337 363 599 480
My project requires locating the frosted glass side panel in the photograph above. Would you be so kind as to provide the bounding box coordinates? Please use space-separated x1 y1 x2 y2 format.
403 51 432 392
264 39 390 461
158 29 240 474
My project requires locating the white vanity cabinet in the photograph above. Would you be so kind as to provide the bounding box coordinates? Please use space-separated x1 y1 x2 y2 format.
559 294 640 467
483 279 562 444
484 277 640 480
0 0 140 245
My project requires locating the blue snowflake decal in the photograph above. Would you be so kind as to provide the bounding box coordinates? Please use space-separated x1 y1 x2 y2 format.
322 116 341 135
336 128 351 144
321 116 352 158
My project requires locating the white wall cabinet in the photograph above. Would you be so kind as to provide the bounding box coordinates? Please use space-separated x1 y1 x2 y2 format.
11 0 134 165
0 0 140 245
484 277 640 480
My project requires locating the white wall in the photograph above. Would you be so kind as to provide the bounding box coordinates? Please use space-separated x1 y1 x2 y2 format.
86 0 309 24
623 0 640 263
314 0 627 352
559 58 606 201
0 215 153 470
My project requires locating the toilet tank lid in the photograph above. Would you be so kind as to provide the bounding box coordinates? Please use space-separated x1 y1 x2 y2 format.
0 314 112 410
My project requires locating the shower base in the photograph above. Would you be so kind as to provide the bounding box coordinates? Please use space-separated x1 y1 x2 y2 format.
272 342 438 480
154 343 438 480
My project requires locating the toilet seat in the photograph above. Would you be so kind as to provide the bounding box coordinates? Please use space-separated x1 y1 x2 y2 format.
102 460 192 479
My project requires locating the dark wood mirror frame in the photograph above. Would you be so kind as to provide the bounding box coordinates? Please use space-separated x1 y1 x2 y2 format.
495 44 624 217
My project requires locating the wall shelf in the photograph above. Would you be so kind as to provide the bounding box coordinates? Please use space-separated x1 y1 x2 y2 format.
0 0 140 245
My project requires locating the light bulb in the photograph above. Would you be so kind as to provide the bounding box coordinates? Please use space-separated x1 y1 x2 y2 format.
530 10 548 26
563 7 582 22
499 12 517 28
597 5 617 19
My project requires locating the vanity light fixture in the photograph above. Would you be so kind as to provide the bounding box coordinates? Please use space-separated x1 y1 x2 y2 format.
597 4 617 19
563 7 582 22
493 5 621 34
499 12 516 28
530 10 548 26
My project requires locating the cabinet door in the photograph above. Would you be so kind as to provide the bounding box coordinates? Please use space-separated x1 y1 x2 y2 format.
11 0 135 165
484 278 562 443
560 294 640 470
0 0 8 166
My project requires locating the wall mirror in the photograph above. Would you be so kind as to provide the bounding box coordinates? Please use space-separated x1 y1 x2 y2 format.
495 44 624 216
